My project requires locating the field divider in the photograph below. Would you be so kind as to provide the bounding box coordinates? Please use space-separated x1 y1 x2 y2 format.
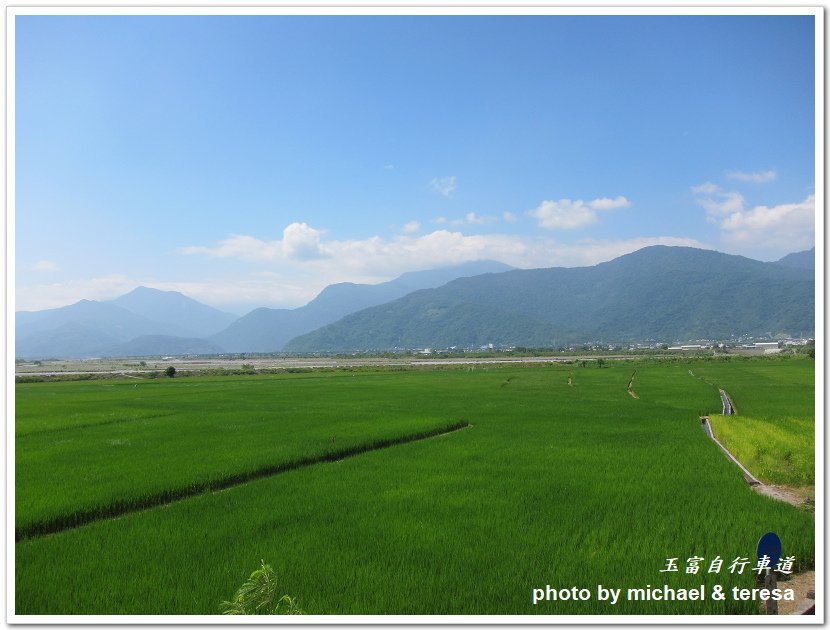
699 416 761 486
17 411 181 438
627 370 639 399
15 420 471 542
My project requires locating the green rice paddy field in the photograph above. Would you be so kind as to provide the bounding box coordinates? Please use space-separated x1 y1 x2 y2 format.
14 357 815 616
696 361 815 488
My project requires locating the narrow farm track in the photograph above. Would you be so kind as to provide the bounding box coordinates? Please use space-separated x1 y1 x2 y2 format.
627 371 639 399
18 411 180 437
15 420 471 542
700 416 806 509
699 417 761 485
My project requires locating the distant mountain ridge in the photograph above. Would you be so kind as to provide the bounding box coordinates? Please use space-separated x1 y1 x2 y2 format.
15 261 514 358
110 286 238 338
284 246 815 352
775 247 815 271
15 248 815 359
209 260 514 352
16 288 238 359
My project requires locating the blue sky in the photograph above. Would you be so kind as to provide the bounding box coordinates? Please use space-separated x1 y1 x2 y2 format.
14 11 817 314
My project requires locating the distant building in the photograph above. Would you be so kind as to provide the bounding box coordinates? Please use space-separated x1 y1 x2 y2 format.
753 342 781 355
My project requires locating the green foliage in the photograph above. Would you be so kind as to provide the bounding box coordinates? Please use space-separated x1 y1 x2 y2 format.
709 415 813 486
221 561 304 615
694 359 814 486
284 247 814 352
164 366 176 378
15 374 466 536
15 359 815 615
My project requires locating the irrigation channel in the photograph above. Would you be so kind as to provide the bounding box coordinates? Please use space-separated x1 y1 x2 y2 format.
703 387 817 616
699 415 761 486
699 388 806 509
15 421 471 541
719 389 735 415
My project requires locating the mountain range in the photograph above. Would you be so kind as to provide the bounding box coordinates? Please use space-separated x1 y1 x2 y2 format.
15 247 814 359
209 260 513 352
285 246 815 352
15 260 513 359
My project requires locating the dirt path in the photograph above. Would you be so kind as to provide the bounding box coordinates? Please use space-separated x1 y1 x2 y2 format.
753 483 814 510
701 416 812 510
627 371 639 399
700 417 761 485
775 570 816 615
694 374 814 615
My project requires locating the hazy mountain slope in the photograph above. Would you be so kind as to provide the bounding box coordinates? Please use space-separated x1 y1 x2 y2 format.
107 335 226 357
109 286 237 337
284 246 814 352
210 260 513 352
16 300 165 342
15 290 234 359
775 247 815 271
16 322 121 359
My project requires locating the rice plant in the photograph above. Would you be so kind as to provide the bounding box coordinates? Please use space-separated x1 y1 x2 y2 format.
220 560 305 615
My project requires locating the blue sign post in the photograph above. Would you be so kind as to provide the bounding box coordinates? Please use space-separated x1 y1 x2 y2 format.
757 532 782 566
757 532 781 615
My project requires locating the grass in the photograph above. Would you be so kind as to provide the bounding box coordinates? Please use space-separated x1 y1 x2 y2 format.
692 357 814 487
15 372 465 534
14 359 815 616
708 415 813 487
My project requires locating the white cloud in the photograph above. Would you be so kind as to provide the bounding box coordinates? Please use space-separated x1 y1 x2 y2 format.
16 274 135 311
719 195 815 253
691 182 721 195
33 260 59 272
15 273 316 314
434 216 447 225
692 182 815 257
179 223 707 306
588 196 632 211
503 211 517 223
726 169 777 183
691 183 745 216
430 175 456 197
528 196 631 230
402 220 421 234
282 222 327 260
529 199 596 229
464 212 496 225
180 222 327 263
180 234 280 262
18 230 709 313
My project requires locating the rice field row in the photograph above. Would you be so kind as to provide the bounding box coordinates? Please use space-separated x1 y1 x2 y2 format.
16 372 466 534
14 358 816 616
692 358 815 487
